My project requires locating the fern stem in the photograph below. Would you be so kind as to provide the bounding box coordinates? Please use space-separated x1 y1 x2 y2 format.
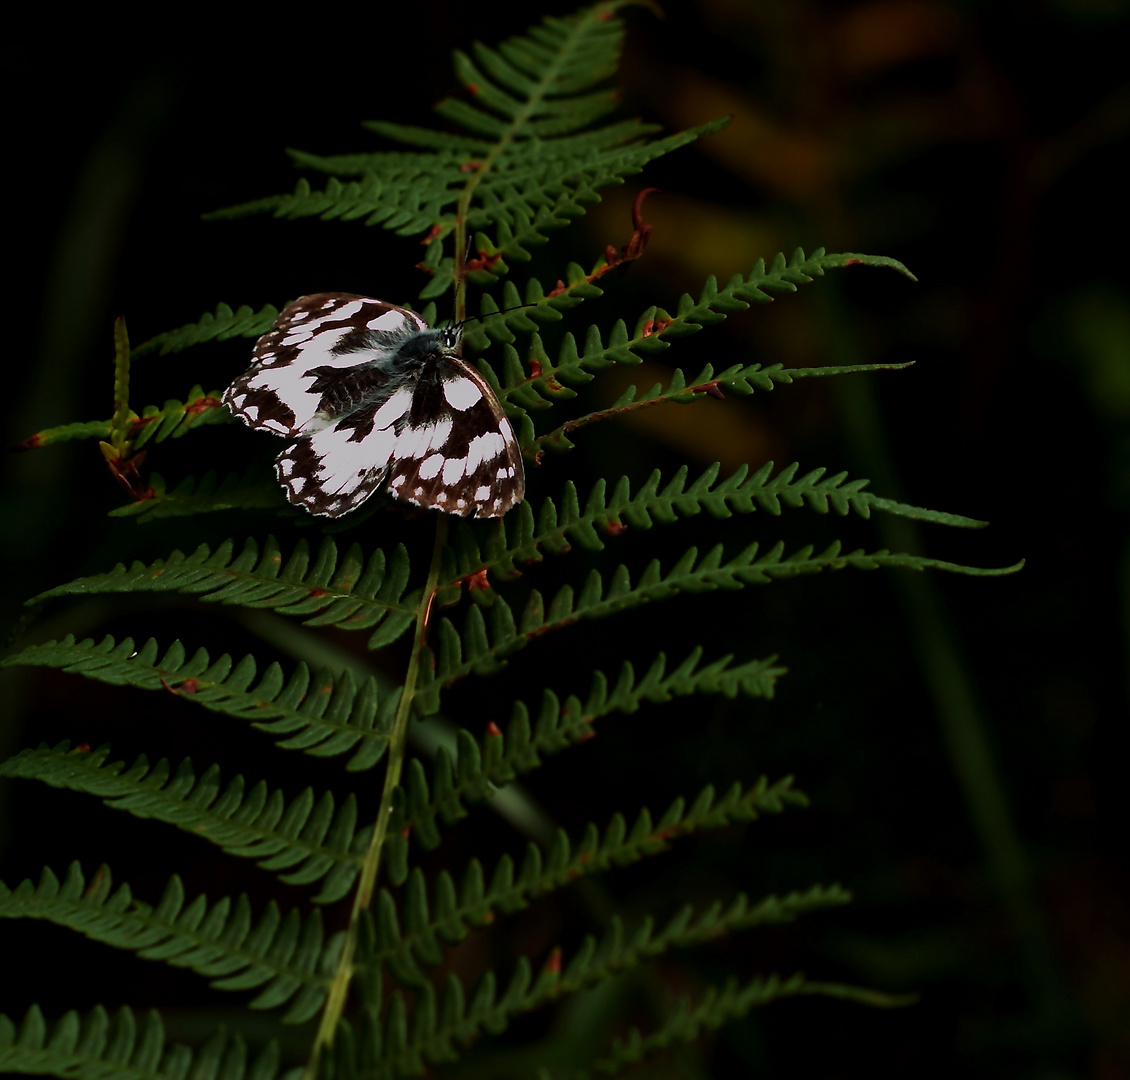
305 515 449 1079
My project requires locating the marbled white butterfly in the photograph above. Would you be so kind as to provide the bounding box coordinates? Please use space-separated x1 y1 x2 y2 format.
223 293 525 518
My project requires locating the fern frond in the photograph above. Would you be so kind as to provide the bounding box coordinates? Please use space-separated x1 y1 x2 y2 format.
0 863 334 1023
207 4 726 285
14 387 228 451
0 743 366 903
443 464 989 589
585 972 912 1078
399 650 784 859
461 269 609 354
108 468 284 521
495 249 916 409
132 302 280 358
0 1004 279 1080
428 542 1021 691
529 359 913 454
30 536 417 651
368 775 807 986
1 635 396 771
360 885 852 1077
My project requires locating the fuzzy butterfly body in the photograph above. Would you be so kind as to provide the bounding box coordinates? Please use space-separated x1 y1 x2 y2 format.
222 293 524 518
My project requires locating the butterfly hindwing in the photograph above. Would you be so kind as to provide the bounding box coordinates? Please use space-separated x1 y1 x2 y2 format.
385 361 525 517
224 292 525 519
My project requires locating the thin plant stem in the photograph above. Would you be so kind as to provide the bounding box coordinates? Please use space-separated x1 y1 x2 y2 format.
305 514 450 1080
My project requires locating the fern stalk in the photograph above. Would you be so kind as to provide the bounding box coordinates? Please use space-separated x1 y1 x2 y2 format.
307 517 449 1077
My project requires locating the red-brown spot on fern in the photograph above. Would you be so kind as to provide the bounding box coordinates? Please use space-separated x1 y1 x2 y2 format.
845 257 862 266
486 720 502 737
605 520 628 537
183 396 222 416
467 568 491 592
546 280 569 298
460 160 484 173
464 250 502 274
545 948 563 974
161 677 199 695
308 588 330 598
640 317 672 338
75 743 91 753
12 433 44 450
421 224 443 245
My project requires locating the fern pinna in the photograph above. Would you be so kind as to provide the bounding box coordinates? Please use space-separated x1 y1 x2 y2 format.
1 3 1020 1079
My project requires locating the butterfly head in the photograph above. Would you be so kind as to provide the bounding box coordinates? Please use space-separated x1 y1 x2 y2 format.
382 323 463 374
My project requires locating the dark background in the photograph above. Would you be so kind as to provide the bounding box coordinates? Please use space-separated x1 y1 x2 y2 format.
2 2 1127 1077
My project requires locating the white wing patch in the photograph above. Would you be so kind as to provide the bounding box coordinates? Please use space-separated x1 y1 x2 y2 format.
443 378 482 411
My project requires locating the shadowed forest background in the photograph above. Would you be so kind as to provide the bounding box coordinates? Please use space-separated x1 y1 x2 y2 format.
2 2 1126 1077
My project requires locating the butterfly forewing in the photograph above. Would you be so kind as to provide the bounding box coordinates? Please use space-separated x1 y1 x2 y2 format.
223 293 426 437
223 292 525 519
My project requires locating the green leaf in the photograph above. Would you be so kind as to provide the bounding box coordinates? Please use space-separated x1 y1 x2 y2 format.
0 1004 279 1080
108 468 286 521
407 650 786 840
496 248 917 411
442 464 989 591
15 387 229 452
427 542 1022 693
0 864 335 1023
132 302 280 358
205 4 727 286
30 536 418 651
368 774 808 985
0 743 366 903
2 635 396 771
359 886 857 1079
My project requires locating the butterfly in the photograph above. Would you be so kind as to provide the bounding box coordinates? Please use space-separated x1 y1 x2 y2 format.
222 292 525 518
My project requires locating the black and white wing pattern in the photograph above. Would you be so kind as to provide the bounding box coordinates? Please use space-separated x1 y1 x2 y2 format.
222 292 524 518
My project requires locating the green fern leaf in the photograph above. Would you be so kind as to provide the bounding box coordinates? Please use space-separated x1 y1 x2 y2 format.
0 743 366 903
443 465 990 589
1 635 396 771
0 1004 279 1080
367 774 807 986
29 536 417 651
496 249 917 409
427 543 1021 692
529 359 914 454
586 970 912 1078
108 468 285 521
401 650 784 855
207 4 727 279
360 885 853 1077
132 302 280 358
0 863 334 1022
14 387 228 451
